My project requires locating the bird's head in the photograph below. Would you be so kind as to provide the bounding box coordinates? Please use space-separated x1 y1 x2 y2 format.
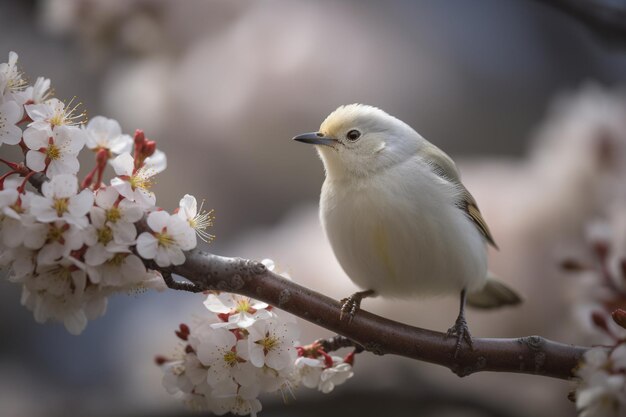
293 104 422 179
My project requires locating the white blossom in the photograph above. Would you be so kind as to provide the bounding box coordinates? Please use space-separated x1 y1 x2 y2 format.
18 258 94 334
83 206 135 266
576 345 626 417
93 186 143 232
204 293 270 329
243 319 299 371
210 394 262 417
110 152 158 208
92 253 148 286
295 357 325 389
27 221 85 265
25 97 84 129
84 115 133 154
177 194 214 242
23 125 85 176
30 174 93 228
0 99 23 146
144 149 167 173
319 361 353 393
0 51 26 97
194 327 248 387
23 77 52 104
295 355 353 393
136 210 196 267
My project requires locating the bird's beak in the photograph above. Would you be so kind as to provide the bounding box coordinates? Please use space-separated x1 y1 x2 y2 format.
292 132 338 146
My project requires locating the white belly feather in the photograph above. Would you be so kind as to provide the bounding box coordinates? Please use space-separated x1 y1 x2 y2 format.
320 158 487 298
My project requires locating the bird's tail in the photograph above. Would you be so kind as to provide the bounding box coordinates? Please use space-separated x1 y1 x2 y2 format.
466 272 522 309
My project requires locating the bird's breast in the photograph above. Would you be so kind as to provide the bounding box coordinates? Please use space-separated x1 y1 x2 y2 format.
320 165 487 298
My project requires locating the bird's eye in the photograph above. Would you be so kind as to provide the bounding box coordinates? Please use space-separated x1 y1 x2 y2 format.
346 129 361 141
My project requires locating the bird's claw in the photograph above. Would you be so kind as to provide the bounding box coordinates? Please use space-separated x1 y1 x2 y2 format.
339 295 361 323
446 315 474 358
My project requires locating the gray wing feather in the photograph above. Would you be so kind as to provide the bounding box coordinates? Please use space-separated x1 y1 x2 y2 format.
421 143 498 249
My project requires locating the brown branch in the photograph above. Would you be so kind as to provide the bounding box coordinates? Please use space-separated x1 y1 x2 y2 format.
161 248 588 380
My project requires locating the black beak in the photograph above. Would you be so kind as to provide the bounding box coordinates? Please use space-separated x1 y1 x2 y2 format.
292 132 337 146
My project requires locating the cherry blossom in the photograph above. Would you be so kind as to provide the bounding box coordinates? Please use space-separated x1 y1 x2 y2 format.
93 186 143 231
26 221 85 265
194 327 249 387
84 115 133 154
204 293 271 329
110 152 158 208
25 97 85 130
0 51 26 97
136 210 196 267
144 149 167 173
21 76 52 105
177 194 214 242
576 345 626 417
0 100 23 146
243 319 299 371
30 174 93 228
23 125 85 177
83 206 135 266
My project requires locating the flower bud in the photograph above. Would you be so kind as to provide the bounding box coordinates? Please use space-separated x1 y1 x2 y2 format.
133 129 146 147
143 140 156 157
612 309 626 330
592 310 610 334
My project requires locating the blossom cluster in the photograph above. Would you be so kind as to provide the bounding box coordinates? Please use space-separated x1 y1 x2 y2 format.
576 337 626 416
157 264 354 416
1 51 353 416
563 210 626 416
0 51 212 334
563 212 626 343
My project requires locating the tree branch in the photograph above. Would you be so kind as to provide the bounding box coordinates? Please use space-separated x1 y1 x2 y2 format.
161 248 588 380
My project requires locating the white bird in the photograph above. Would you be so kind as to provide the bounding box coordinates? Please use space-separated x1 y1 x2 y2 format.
293 104 521 355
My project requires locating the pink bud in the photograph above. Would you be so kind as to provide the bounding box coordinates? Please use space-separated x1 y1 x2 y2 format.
143 140 156 157
133 129 145 146
612 309 626 330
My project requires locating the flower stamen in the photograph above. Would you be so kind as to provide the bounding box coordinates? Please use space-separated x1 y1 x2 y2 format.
52 197 69 216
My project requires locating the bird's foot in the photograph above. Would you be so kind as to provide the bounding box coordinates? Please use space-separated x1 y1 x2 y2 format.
446 315 474 358
339 290 375 323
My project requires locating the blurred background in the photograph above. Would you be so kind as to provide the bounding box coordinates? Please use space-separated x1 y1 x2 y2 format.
2 0 626 416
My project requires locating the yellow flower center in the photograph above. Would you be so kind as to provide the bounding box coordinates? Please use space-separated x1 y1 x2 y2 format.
97 226 113 245
53 198 69 216
129 168 154 191
255 333 279 354
156 231 175 247
49 98 85 127
223 351 239 366
105 207 121 223
109 253 126 266
235 298 252 313
47 224 65 242
46 143 61 160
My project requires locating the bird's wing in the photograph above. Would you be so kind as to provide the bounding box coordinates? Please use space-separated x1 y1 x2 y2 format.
421 143 499 249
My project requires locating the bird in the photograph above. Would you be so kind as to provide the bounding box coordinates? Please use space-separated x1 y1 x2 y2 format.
293 104 521 356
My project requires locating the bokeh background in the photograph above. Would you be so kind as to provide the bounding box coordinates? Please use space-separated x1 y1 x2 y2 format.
2 0 626 416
